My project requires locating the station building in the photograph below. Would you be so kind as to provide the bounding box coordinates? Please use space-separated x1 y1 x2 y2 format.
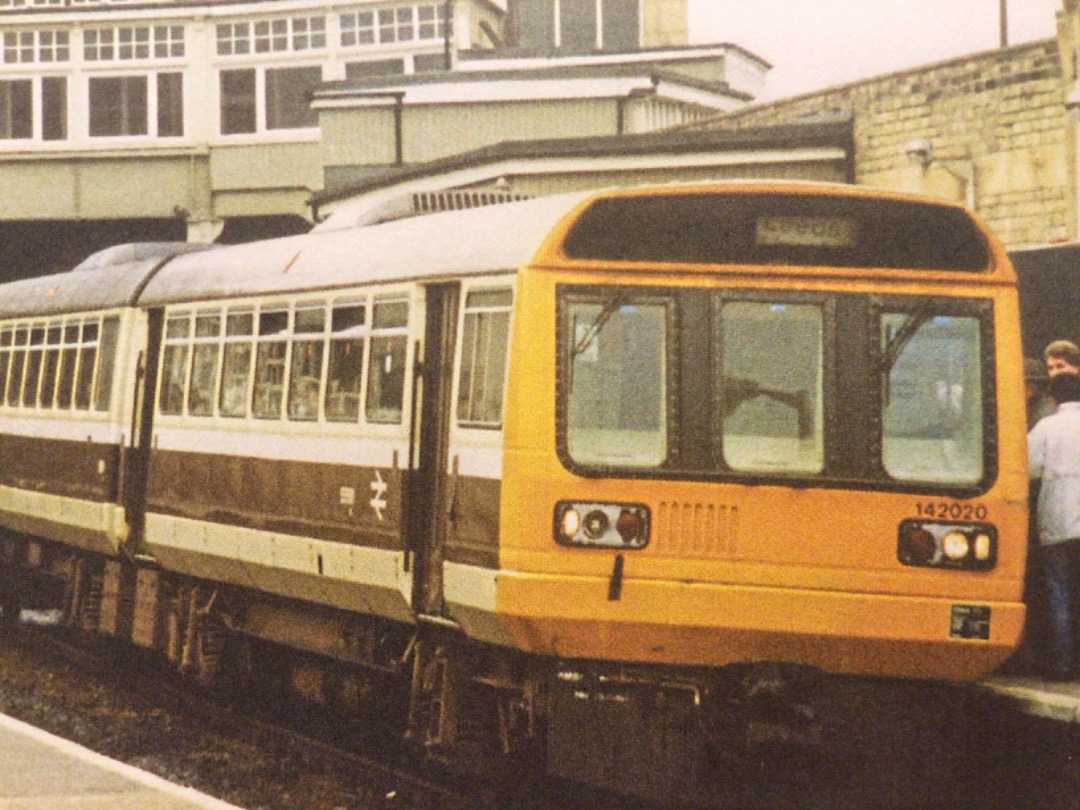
0 0 502 276
0 0 774 278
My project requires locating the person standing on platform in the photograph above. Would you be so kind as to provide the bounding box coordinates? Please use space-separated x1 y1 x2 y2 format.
1028 372 1080 680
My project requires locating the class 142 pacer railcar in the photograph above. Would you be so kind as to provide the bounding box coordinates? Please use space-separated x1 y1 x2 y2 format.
0 182 1027 804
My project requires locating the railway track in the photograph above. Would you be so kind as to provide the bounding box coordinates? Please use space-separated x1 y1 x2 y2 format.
1 616 516 810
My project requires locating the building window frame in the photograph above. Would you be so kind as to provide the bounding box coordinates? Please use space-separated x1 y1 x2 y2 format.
339 3 446 49
215 14 326 57
218 63 322 135
86 70 183 139
0 78 32 139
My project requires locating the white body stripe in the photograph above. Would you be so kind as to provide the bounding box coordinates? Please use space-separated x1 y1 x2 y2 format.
0 485 124 553
145 512 415 623
0 414 120 444
443 561 512 646
153 423 408 466
449 442 504 479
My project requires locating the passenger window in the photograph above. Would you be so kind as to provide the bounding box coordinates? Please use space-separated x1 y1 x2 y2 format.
187 312 221 416
218 310 254 417
39 325 62 409
288 305 325 421
159 313 190 415
457 289 512 427
325 302 365 422
56 323 79 409
21 325 44 408
366 299 408 424
7 327 27 408
253 309 288 419
0 327 12 407
93 316 120 412
74 320 99 411
719 301 824 474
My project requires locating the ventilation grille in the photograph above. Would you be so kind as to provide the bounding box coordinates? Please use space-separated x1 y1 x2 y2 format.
653 502 738 558
411 189 531 215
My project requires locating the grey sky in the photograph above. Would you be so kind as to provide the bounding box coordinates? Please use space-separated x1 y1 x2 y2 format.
690 0 1060 99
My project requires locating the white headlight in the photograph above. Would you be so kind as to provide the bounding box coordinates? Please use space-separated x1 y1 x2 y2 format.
560 507 581 538
942 531 970 561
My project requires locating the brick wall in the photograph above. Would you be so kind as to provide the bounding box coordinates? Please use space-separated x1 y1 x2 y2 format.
685 40 1071 249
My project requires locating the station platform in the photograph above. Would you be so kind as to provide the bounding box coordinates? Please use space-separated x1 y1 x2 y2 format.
0 712 244 810
980 675 1080 724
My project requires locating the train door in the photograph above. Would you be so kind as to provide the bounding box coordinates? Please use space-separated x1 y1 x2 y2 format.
120 308 163 553
409 283 460 618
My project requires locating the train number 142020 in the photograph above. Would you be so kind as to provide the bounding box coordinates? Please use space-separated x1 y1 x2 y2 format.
915 501 989 521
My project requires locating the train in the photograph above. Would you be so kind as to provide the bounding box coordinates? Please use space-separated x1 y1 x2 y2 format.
0 181 1028 804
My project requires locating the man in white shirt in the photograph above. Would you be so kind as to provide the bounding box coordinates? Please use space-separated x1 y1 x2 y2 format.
1028 372 1080 679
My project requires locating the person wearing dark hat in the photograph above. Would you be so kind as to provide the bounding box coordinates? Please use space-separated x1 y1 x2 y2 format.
1027 356 1057 430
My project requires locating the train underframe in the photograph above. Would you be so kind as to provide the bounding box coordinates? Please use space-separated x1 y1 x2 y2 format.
0 535 976 807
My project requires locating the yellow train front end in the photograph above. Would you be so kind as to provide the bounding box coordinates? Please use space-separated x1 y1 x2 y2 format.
496 184 1028 684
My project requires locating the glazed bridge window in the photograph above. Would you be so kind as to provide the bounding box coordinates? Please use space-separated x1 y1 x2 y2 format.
0 76 66 141
0 315 116 413
0 80 31 139
219 65 321 134
565 297 669 468
457 289 512 427
88 73 183 138
2 30 70 65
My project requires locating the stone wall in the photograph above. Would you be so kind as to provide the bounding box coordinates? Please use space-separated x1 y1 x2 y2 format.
684 40 1070 250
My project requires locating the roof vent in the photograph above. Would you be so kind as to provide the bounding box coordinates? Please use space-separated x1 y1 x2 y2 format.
313 187 534 232
410 189 531 215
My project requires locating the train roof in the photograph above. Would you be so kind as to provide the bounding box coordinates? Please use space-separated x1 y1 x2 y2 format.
0 243 214 320
138 192 594 307
0 181 1011 319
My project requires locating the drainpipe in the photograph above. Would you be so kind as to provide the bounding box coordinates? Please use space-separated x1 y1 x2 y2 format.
393 92 404 165
443 0 455 70
353 91 407 165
